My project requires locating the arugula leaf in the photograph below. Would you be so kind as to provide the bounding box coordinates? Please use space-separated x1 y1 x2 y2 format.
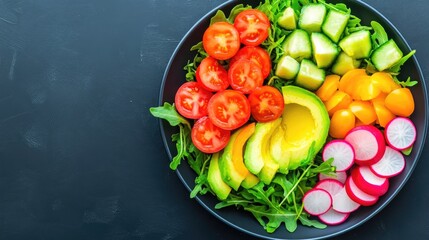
371 21 389 48
150 102 190 128
299 215 327 229
394 76 418 88
389 50 416 74
245 205 298 233
210 10 228 24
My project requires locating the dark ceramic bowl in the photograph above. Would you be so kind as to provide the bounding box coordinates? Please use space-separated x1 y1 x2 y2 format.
158 0 428 239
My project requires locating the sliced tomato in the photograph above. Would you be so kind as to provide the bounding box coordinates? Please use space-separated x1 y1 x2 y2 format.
196 56 229 92
202 21 240 60
208 90 251 130
248 86 284 122
230 46 272 79
191 116 230 153
233 9 270 46
228 59 264 94
174 81 213 119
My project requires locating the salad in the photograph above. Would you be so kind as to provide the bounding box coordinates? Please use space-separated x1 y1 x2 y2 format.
150 0 418 234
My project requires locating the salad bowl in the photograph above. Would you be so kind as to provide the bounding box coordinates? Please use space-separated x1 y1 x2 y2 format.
157 0 428 239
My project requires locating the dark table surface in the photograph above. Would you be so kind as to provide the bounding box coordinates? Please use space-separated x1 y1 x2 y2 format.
0 0 428 239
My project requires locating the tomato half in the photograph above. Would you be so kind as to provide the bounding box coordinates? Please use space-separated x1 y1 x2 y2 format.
208 90 251 130
196 56 229 92
191 116 230 153
174 81 213 119
228 59 264 94
234 9 270 46
230 46 272 79
248 86 284 122
202 22 240 60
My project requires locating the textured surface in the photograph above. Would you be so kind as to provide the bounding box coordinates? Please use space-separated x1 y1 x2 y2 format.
0 0 428 239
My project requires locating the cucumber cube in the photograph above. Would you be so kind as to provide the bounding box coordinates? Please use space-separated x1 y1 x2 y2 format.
311 32 340 68
278 7 297 30
298 3 327 33
322 9 350 43
338 30 372 59
295 59 326 91
275 55 300 80
283 29 312 62
371 39 403 71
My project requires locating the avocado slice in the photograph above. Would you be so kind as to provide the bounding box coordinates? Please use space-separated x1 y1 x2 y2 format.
207 152 231 200
244 118 281 184
218 123 255 191
270 86 330 170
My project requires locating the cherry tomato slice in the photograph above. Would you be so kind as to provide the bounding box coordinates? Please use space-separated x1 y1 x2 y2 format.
234 9 270 46
202 22 240 60
191 116 230 153
248 86 284 122
230 46 272 79
228 59 264 94
384 87 415 117
174 81 213 119
208 90 251 130
329 109 356 139
196 56 229 92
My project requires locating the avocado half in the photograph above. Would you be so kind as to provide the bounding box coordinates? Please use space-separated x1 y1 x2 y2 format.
271 85 330 171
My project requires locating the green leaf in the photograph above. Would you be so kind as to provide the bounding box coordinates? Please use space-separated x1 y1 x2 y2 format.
299 215 327 229
389 50 416 73
394 76 418 88
371 21 389 48
402 146 413 156
149 102 190 128
210 10 228 24
228 4 252 22
245 206 298 233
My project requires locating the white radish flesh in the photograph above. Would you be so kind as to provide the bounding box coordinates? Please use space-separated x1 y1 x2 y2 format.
318 207 350 225
345 176 379 207
345 125 386 166
319 171 348 184
303 188 332 216
322 140 355 171
352 166 389 196
315 179 344 198
332 187 360 213
385 117 417 151
370 146 406 178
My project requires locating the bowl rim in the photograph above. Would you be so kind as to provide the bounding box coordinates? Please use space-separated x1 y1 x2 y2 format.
157 0 428 239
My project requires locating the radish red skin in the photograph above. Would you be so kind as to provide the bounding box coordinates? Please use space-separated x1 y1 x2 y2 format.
332 187 360 213
370 146 406 178
345 176 379 207
345 125 386 166
318 208 350 226
351 166 389 197
322 140 355 171
385 117 417 151
303 188 332 216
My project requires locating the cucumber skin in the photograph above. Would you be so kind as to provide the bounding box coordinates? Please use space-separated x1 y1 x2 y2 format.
371 39 403 71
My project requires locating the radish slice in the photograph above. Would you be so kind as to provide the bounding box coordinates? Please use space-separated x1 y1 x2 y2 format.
315 179 344 198
303 189 332 216
385 117 417 151
319 171 348 184
370 146 406 178
332 187 360 213
345 125 386 166
322 140 355 171
318 207 350 225
351 166 389 197
345 176 379 206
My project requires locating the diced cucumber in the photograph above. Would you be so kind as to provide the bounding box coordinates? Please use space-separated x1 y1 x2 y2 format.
331 51 362 75
275 55 300 80
338 30 372 59
322 9 350 43
283 29 312 62
371 39 403 71
311 32 340 68
298 3 327 33
278 7 297 30
295 59 326 91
